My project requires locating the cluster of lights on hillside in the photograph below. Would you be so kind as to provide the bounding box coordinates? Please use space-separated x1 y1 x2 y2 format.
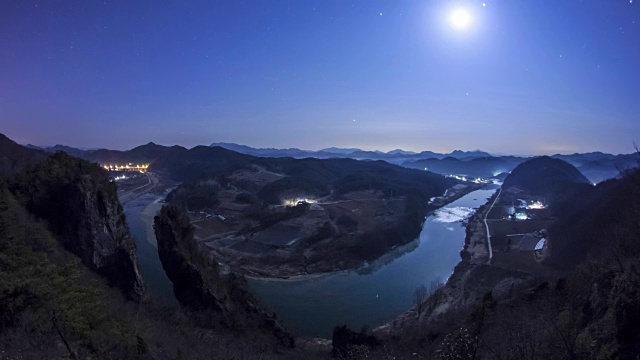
102 163 149 173
283 198 317 207
527 201 545 210
446 174 490 184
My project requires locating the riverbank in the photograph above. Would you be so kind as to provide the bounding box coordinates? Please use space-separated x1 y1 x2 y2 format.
140 196 164 247
245 237 422 283
373 188 532 338
248 189 495 338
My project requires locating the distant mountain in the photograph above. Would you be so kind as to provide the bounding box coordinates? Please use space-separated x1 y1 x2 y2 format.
210 142 265 154
0 133 48 178
387 149 416 155
403 155 525 178
449 149 492 159
210 142 323 158
209 142 495 161
26 138 637 184
320 147 364 154
552 152 638 183
552 152 618 163
503 156 590 200
44 144 90 158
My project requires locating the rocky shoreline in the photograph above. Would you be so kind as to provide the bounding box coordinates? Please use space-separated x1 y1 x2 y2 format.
140 196 165 247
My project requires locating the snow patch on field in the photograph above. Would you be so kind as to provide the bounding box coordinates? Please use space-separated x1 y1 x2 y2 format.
433 206 474 223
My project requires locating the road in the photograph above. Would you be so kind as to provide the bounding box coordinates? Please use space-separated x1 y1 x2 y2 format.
118 172 160 205
484 187 501 264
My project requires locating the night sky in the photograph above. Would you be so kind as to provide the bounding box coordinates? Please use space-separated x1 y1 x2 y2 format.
1 1 639 154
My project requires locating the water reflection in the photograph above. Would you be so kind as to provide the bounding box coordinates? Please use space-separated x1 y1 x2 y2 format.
248 189 496 337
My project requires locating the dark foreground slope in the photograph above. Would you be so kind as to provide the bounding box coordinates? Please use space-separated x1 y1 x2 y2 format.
548 163 640 268
7 152 145 301
154 205 294 348
0 186 305 359
0 188 149 358
473 165 640 359
0 135 310 359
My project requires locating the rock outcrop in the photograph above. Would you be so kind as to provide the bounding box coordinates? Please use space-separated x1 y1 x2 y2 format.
332 325 380 357
7 152 145 301
154 205 294 348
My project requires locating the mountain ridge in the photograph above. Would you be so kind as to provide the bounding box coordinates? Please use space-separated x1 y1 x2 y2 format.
25 137 639 184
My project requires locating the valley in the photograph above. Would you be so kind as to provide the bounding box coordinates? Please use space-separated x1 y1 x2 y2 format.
2 132 640 359
178 166 481 277
4 2 640 357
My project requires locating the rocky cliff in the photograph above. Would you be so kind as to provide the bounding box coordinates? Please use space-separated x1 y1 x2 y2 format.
7 152 145 301
154 205 294 348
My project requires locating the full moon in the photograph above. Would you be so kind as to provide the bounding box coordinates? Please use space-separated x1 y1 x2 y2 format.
450 8 472 29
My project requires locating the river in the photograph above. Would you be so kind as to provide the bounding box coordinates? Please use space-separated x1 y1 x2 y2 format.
123 193 177 306
123 188 496 336
247 188 496 338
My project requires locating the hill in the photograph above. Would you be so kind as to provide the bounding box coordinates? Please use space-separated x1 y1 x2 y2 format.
548 162 640 267
163 154 458 275
0 133 48 178
502 156 590 200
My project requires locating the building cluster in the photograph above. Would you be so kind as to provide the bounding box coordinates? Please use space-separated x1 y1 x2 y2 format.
446 174 490 184
102 163 149 173
505 230 547 251
282 198 317 207
502 199 546 221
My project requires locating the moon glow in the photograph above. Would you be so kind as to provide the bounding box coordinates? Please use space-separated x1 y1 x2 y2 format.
450 8 472 29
